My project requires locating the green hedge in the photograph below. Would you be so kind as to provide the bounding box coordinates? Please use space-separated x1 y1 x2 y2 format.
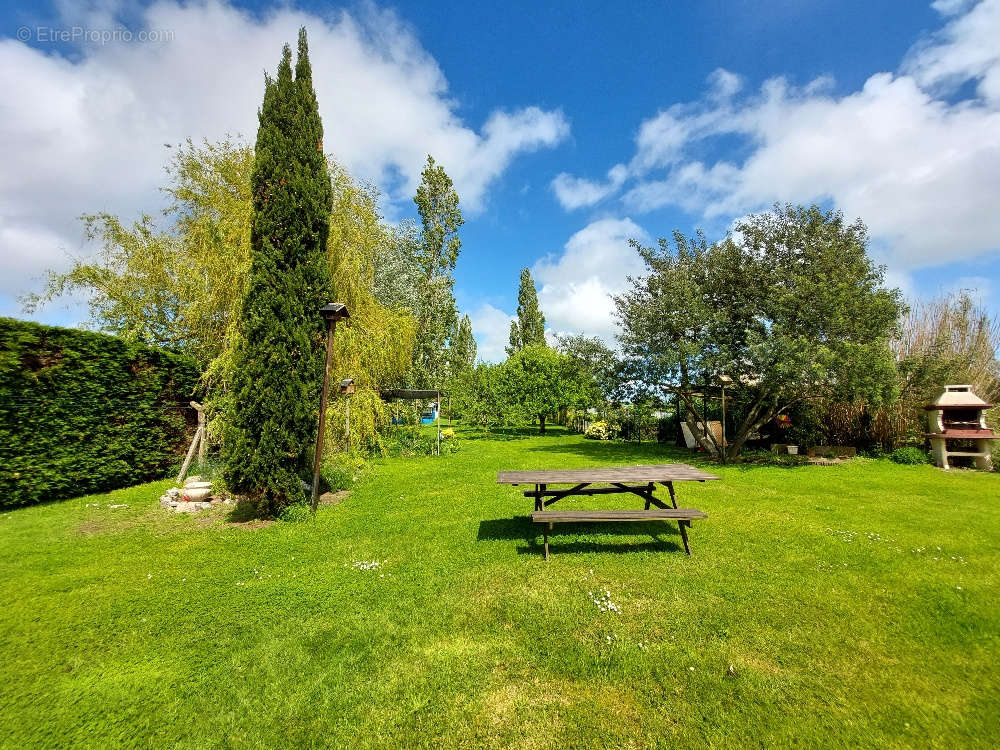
0 318 200 508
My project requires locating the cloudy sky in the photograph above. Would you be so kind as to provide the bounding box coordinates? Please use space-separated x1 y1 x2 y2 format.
2 0 998 361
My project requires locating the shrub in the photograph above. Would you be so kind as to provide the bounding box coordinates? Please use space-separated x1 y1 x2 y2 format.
584 421 614 440
321 453 365 491
441 428 456 440
389 426 437 456
0 318 200 508
737 449 809 467
278 503 312 523
889 446 930 465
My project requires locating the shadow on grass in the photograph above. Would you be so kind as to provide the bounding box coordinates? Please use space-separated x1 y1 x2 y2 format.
458 425 571 442
224 499 268 523
476 516 685 556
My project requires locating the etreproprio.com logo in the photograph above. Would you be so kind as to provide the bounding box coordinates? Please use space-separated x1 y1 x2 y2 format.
16 26 175 44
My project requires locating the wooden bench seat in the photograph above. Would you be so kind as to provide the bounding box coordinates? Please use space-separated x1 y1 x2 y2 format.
531 508 708 559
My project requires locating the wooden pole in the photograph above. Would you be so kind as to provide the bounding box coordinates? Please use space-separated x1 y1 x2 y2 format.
177 424 203 485
191 401 206 465
345 396 351 449
311 320 337 512
436 390 441 455
721 386 727 464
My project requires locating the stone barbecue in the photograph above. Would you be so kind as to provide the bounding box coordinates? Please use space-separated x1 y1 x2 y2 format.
925 385 996 471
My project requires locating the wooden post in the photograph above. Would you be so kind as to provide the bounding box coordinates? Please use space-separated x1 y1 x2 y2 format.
190 401 206 465
345 397 350 448
720 386 727 464
177 424 203 485
311 319 337 512
436 389 441 456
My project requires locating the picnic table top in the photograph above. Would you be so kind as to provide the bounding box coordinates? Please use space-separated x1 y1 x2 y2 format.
496 463 720 485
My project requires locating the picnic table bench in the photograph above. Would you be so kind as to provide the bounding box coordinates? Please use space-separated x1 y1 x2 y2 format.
496 464 718 559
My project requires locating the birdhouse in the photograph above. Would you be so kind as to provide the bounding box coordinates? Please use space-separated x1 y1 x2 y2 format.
339 378 355 395
319 302 350 322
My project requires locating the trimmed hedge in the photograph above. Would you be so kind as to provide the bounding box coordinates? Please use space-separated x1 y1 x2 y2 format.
0 318 200 508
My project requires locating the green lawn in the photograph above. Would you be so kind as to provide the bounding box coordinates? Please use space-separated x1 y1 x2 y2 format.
2 428 998 748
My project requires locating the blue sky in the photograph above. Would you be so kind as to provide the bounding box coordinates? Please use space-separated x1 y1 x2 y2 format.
2 0 998 360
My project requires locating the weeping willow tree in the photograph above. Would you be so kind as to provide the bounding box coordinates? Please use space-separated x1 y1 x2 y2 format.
320 166 415 455
26 138 414 457
23 138 254 364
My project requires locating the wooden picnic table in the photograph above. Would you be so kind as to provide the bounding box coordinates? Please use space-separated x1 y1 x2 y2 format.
496 463 719 558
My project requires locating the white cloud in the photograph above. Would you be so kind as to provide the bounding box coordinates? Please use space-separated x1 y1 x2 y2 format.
550 163 627 210
468 218 648 359
579 1 1000 273
707 68 743 100
629 110 698 174
0 0 568 297
468 302 515 363
904 0 1000 104
931 0 978 16
532 217 649 342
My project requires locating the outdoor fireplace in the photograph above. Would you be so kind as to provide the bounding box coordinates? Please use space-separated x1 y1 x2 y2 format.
925 385 995 471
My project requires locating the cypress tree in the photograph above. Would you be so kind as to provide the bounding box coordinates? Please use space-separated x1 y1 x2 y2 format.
506 268 546 355
222 29 333 514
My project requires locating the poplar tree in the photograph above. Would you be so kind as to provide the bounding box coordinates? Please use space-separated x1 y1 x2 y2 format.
506 268 546 355
222 29 333 513
449 314 477 379
411 155 463 387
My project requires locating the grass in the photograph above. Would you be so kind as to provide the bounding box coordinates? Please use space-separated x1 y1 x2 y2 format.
1 427 998 748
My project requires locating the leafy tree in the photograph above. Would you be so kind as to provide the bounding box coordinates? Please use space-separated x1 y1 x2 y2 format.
372 218 423 314
504 344 576 434
320 164 416 455
221 30 334 513
556 333 619 409
27 145 415 461
451 362 512 434
506 268 546 355
411 155 463 388
449 314 477 381
615 204 904 459
23 138 255 364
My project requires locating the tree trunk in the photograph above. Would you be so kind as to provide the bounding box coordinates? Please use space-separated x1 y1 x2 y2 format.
676 390 722 457
539 413 546 435
725 398 779 460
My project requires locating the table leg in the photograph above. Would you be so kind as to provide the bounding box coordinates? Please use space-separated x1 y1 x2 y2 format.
677 519 691 555
665 481 690 554
665 481 677 508
544 522 551 561
536 483 545 512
